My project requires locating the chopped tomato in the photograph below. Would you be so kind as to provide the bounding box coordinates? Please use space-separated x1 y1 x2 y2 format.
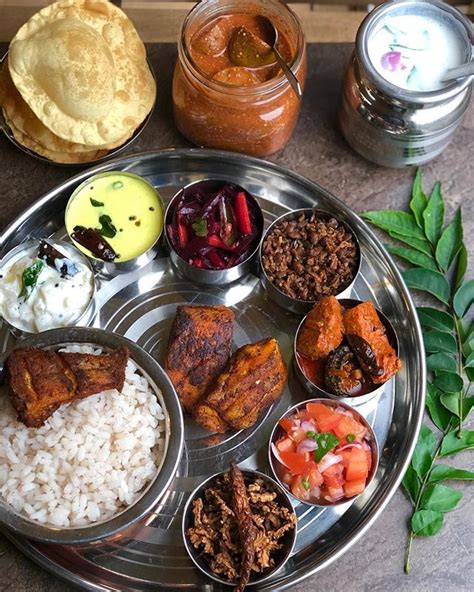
322 463 344 488
276 437 295 453
332 415 367 441
290 475 311 501
326 485 345 501
279 417 294 434
306 403 340 432
279 451 313 475
344 479 366 497
308 466 324 488
344 448 369 482
365 448 372 472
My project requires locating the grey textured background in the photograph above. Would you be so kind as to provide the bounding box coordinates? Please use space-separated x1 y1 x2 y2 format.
0 43 473 592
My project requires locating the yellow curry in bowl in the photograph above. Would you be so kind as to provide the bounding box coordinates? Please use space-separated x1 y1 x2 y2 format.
65 172 164 263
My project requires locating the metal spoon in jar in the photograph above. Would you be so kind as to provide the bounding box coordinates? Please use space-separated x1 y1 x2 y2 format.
228 17 303 99
440 60 474 83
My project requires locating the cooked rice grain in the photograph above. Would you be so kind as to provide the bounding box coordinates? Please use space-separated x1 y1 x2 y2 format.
0 345 166 528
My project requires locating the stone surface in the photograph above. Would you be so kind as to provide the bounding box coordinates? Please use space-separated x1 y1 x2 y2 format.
0 43 472 592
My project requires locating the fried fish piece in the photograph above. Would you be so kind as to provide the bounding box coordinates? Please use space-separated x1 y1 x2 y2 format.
165 304 234 412
59 347 129 398
6 348 77 428
344 302 401 384
194 338 287 433
296 296 344 359
6 346 129 427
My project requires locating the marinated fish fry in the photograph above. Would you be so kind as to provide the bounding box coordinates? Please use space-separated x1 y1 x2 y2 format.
194 338 287 433
296 295 344 359
344 302 401 384
6 346 129 427
165 304 234 412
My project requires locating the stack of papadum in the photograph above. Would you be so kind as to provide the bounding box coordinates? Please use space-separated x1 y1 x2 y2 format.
0 0 156 164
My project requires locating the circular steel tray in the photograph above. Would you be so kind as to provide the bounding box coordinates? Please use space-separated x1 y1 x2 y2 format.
0 149 425 591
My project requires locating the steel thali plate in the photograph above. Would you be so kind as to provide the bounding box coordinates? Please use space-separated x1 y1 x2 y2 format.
0 149 425 591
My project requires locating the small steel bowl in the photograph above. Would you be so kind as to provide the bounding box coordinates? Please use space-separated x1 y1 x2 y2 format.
165 179 264 286
268 398 379 507
294 298 400 406
0 52 156 168
182 468 297 586
0 239 96 338
0 326 184 544
259 208 361 315
65 171 165 275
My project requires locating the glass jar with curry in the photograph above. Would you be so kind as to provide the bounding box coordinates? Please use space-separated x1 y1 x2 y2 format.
172 0 306 157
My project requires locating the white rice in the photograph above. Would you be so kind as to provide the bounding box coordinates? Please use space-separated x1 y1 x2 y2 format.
0 345 167 528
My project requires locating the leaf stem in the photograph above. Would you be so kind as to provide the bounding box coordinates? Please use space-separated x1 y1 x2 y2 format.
404 417 455 572
454 316 465 437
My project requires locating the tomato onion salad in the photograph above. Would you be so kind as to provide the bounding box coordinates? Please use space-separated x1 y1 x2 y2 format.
270 402 375 504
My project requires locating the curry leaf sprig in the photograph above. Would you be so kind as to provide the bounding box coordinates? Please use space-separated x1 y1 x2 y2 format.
362 169 473 574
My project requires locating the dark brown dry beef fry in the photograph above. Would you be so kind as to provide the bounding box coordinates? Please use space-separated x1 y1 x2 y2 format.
261 213 358 301
186 470 296 590
230 464 257 592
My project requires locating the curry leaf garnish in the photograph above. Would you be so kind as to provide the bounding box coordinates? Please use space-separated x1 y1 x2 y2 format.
362 169 472 574
90 198 104 207
96 214 117 239
19 260 44 299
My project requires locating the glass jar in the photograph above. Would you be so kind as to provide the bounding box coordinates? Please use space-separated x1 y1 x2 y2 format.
339 0 473 168
172 0 306 157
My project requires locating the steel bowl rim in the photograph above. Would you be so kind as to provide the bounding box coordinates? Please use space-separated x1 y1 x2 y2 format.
268 397 380 508
0 326 184 544
181 467 297 587
0 239 97 337
258 207 361 309
293 297 400 402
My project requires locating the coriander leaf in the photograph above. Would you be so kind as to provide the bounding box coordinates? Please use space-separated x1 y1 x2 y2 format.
422 182 444 245
90 198 104 207
423 330 457 354
411 509 444 536
313 432 340 462
191 217 208 237
411 425 436 479
362 211 426 240
430 465 474 483
19 260 44 300
434 371 464 393
417 307 454 332
386 245 437 271
440 430 474 457
435 209 462 272
420 484 462 513
409 168 428 228
426 382 454 431
453 279 474 318
388 231 433 256
455 243 468 290
402 464 420 503
96 214 117 239
464 352 474 368
426 353 457 373
403 268 450 304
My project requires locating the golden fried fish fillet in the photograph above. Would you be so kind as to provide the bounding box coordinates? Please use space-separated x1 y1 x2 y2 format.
6 346 129 428
194 338 287 433
296 296 344 360
165 304 234 412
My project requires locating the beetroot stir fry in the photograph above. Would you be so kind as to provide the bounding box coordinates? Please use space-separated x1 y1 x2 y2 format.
167 183 262 270
271 402 374 504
